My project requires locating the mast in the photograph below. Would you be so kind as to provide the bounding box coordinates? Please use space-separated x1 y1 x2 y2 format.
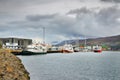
84 35 87 52
43 27 45 44
85 36 86 48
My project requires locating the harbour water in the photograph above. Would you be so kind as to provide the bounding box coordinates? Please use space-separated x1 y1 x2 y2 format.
18 51 120 80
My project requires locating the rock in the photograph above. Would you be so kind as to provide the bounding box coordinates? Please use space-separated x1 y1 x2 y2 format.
0 52 30 80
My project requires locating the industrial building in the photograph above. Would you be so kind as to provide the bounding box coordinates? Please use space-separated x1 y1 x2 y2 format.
0 37 32 49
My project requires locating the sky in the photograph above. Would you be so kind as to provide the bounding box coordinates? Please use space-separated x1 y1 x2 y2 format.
0 0 120 43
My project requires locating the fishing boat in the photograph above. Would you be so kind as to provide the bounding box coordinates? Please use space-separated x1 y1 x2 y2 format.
20 44 47 55
62 44 74 53
73 47 80 52
93 45 102 53
47 46 61 53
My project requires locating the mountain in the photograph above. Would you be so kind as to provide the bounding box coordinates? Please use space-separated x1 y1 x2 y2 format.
81 35 120 46
56 35 120 50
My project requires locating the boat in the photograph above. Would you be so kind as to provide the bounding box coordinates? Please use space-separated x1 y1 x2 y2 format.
82 36 89 52
19 44 47 55
61 44 74 53
47 46 61 53
73 47 80 52
93 45 102 53
82 47 89 52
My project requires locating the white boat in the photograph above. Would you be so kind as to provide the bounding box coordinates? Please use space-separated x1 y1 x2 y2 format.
74 47 80 52
62 44 74 53
93 45 102 53
82 47 89 52
47 46 61 53
20 44 47 55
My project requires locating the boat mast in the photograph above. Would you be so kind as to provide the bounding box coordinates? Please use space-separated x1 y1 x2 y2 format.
84 35 87 48
43 27 45 44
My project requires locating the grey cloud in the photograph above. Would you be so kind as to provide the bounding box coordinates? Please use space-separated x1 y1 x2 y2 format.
67 7 92 15
26 14 57 21
0 5 120 42
0 0 64 8
23 14 77 40
6 6 120 41
0 0 60 5
0 12 13 19
97 6 120 26
0 26 8 32
67 6 120 27
67 6 120 37
0 0 63 13
101 0 120 3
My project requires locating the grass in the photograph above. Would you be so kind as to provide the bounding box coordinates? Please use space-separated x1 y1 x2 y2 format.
0 48 22 53
0 48 11 53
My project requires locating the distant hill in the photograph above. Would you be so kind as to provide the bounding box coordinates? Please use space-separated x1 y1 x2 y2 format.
80 35 120 46
56 35 120 50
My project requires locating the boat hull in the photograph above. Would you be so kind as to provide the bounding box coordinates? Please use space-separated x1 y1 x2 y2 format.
17 51 47 55
94 50 102 53
62 44 74 53
47 50 61 53
62 50 73 53
93 45 102 53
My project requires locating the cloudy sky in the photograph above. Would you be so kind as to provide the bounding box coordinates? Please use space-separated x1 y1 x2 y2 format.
0 0 120 43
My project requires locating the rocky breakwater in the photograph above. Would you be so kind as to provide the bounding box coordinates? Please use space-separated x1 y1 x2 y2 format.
0 52 30 80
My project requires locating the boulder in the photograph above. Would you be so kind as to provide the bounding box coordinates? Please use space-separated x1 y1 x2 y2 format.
0 52 30 80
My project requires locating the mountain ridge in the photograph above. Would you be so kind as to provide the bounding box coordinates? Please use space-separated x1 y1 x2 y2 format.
56 35 120 50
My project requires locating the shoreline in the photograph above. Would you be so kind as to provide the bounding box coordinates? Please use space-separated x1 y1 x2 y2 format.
0 51 30 80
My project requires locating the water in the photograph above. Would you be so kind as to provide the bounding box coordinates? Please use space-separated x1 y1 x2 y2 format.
18 51 120 80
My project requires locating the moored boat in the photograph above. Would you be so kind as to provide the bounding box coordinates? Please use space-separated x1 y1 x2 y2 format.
73 47 80 52
47 46 61 53
19 43 47 55
93 45 102 53
61 44 74 53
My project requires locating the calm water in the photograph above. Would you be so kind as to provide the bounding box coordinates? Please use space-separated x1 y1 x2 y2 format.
18 51 120 80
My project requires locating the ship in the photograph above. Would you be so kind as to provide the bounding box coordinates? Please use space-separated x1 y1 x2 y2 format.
47 46 61 53
20 43 47 55
61 44 74 53
93 45 102 53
